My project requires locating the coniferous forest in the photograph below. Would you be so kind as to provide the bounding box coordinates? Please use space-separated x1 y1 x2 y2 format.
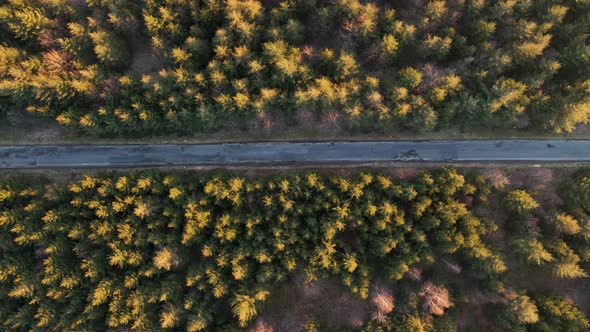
1 168 589 331
0 0 589 136
1 0 590 331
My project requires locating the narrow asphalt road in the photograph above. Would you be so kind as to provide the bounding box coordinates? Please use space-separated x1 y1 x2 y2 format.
0 140 589 168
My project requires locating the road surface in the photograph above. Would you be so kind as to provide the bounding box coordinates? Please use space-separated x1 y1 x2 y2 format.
0 140 589 168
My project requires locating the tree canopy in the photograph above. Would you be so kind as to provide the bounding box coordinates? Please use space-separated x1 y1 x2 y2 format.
0 168 499 330
0 0 588 136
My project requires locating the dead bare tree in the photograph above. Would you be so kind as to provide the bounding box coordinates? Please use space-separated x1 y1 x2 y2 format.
250 318 273 332
371 286 395 322
420 282 452 316
483 169 510 189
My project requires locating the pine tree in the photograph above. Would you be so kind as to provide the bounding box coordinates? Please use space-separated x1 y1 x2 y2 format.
533 296 590 332
509 295 539 324
336 51 359 81
89 30 130 68
554 259 588 279
489 79 530 116
381 34 399 60
153 247 179 271
398 67 423 89
231 294 258 327
552 213 581 235
0 5 50 40
513 239 554 265
552 80 590 134
504 190 539 216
